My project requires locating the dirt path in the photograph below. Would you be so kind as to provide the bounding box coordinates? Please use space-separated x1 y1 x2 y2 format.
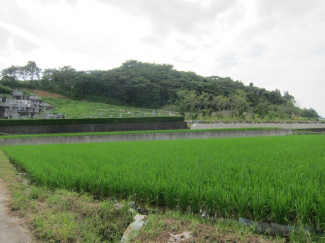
0 181 32 243
20 88 66 99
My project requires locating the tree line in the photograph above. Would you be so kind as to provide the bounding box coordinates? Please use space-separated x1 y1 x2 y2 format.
0 60 319 119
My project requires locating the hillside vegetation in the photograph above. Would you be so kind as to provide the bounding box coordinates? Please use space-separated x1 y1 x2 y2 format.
0 60 319 120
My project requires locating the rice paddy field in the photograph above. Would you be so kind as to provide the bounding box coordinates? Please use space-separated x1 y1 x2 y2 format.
1 135 325 228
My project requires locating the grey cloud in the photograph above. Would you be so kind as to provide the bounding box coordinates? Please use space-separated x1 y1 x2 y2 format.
0 27 10 46
0 24 39 54
182 44 199 51
255 0 325 32
311 46 325 56
0 27 10 55
257 0 322 20
203 42 217 49
237 0 325 57
99 0 239 37
140 35 164 46
0 2 40 53
12 35 39 53
0 1 28 28
1 1 53 39
171 56 194 64
250 43 267 58
176 39 199 51
217 54 239 68
36 0 79 6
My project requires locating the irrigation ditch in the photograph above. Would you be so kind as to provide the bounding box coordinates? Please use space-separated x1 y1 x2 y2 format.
0 128 292 146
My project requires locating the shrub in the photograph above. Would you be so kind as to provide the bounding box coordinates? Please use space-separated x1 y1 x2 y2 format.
0 116 185 126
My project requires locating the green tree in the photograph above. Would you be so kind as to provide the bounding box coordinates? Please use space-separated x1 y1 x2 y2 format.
269 89 285 105
256 101 269 119
176 90 201 119
1 65 20 81
276 104 286 119
229 90 248 117
0 83 13 94
198 92 211 117
213 95 229 118
300 108 319 119
24 61 42 82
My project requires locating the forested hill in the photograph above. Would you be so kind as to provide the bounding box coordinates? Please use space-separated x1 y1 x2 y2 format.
42 60 289 108
0 60 319 119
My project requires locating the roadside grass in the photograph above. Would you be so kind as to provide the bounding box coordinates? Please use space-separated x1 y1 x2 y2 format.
0 150 133 243
0 149 320 242
0 127 281 139
132 211 285 243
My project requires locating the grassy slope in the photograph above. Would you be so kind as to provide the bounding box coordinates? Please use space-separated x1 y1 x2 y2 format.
42 97 168 119
20 88 171 118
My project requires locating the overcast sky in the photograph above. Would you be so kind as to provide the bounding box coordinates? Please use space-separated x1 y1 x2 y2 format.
1 0 324 116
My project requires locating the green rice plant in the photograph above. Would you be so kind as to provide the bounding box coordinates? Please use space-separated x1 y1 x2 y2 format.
313 194 325 228
2 135 325 228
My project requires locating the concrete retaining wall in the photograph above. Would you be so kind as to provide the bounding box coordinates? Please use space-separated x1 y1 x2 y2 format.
294 128 325 132
191 123 325 130
0 122 188 135
0 129 292 146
